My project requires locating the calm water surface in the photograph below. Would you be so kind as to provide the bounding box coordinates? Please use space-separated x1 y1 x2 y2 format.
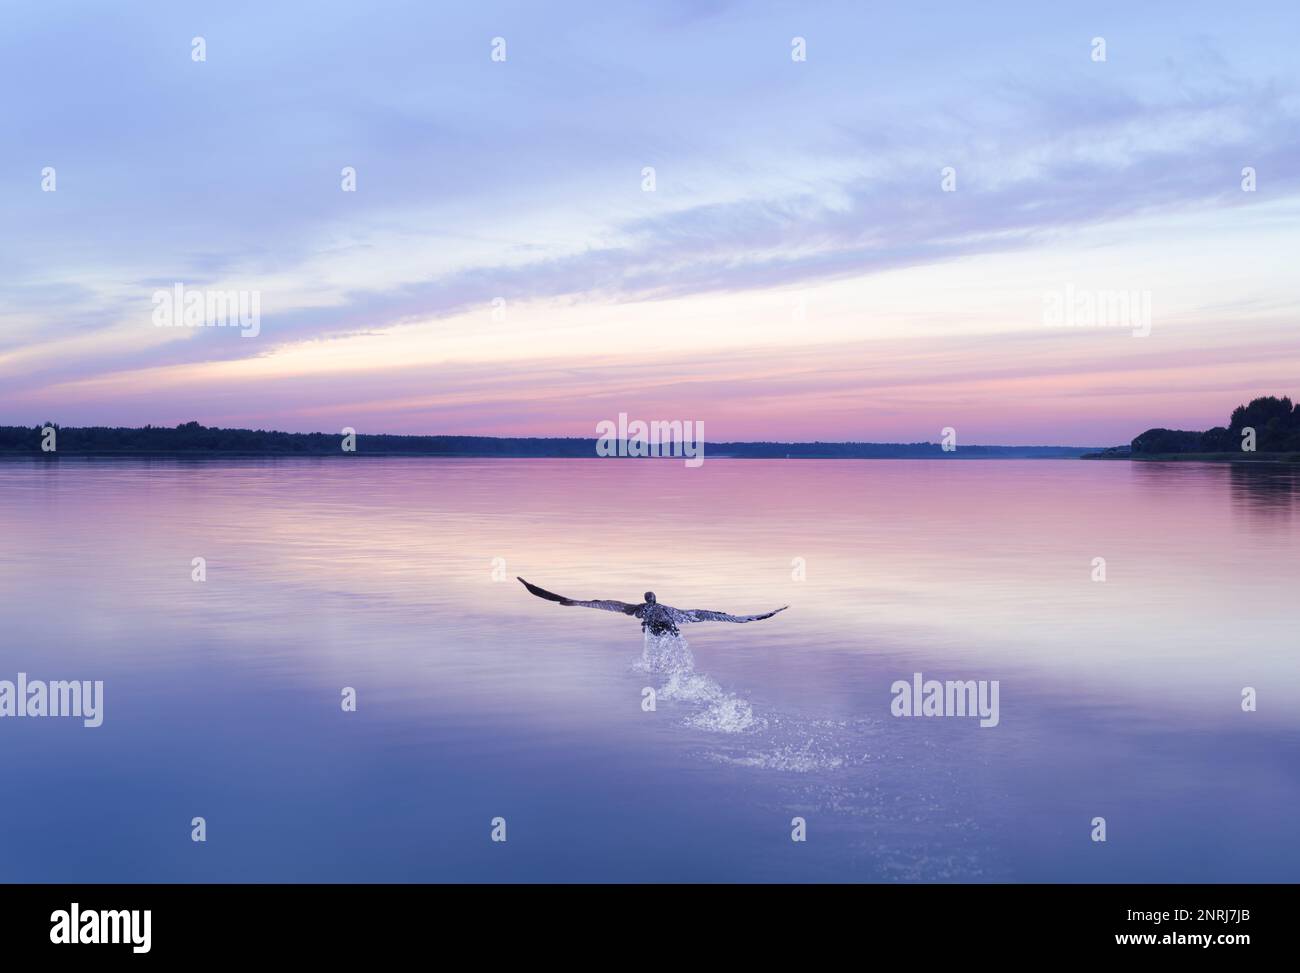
0 458 1296 881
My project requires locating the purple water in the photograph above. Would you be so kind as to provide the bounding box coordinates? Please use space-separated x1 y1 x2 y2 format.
0 457 1296 881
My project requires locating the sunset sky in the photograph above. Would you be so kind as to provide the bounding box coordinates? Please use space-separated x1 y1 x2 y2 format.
2 0 1297 445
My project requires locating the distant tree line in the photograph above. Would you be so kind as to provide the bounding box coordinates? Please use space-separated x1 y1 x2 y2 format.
1132 396 1300 454
0 421 1093 457
0 421 596 456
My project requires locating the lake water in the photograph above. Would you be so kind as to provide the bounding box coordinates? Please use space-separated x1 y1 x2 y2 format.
1 457 1297 882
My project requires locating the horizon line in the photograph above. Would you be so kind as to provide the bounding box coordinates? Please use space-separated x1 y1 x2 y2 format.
1 420 1111 451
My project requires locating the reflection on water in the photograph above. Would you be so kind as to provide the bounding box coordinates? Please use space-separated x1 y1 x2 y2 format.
1228 462 1300 520
0 457 1296 882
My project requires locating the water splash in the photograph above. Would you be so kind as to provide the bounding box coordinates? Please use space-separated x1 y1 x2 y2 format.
630 633 991 877
634 631 763 733
707 716 876 773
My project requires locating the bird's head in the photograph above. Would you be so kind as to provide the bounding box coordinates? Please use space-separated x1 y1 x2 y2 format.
644 591 657 604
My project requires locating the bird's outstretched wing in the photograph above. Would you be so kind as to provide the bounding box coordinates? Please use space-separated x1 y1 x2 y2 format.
517 577 638 615
666 605 789 624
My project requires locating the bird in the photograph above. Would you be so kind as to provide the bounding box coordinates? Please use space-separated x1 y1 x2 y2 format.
517 577 788 636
